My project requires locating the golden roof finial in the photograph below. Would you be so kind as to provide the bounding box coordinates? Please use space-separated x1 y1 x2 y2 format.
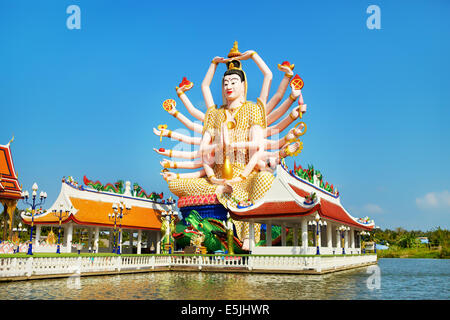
7 135 14 146
228 41 241 58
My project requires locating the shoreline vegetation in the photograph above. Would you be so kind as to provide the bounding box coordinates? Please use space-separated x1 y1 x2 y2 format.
370 227 449 259
376 246 449 259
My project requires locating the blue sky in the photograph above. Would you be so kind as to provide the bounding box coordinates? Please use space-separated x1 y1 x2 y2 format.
1 0 449 230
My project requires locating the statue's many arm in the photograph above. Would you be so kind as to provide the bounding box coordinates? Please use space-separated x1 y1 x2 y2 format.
160 158 203 169
161 169 206 181
153 127 202 145
267 83 302 125
266 63 295 114
226 124 265 186
153 148 200 160
239 51 273 105
176 83 205 122
165 107 203 134
265 101 306 138
201 58 221 109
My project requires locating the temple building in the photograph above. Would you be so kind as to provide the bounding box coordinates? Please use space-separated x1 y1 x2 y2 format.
228 162 375 255
0 138 22 241
21 176 175 254
177 161 375 255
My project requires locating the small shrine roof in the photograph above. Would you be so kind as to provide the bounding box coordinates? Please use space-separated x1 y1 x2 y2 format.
22 178 175 230
0 139 22 200
229 165 375 231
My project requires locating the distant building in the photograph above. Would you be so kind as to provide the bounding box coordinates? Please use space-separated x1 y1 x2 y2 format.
417 237 429 244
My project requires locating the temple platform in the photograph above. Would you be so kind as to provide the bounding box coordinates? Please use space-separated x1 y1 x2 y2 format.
0 253 377 281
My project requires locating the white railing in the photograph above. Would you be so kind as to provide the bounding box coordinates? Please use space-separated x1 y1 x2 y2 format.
252 246 362 255
0 254 376 279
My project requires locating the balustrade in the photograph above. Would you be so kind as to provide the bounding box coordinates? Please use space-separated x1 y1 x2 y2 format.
0 254 376 279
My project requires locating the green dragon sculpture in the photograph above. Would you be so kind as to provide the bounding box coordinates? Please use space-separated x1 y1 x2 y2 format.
171 210 283 254
133 182 163 201
83 176 125 194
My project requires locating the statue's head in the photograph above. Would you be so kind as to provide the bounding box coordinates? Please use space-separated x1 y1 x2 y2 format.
223 60 246 104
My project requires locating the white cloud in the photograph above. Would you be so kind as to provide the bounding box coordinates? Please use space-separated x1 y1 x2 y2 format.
348 203 384 217
363 203 384 214
416 190 450 210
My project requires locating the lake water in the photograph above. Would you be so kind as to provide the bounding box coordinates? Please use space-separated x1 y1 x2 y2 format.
0 258 448 300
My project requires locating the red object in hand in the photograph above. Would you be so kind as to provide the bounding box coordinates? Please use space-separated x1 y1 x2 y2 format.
290 74 304 90
281 61 295 70
179 77 193 88
159 148 165 152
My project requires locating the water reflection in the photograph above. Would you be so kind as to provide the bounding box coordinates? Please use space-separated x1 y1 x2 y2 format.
0 259 448 300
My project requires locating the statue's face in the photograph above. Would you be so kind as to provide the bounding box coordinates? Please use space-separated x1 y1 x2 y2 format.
223 74 245 103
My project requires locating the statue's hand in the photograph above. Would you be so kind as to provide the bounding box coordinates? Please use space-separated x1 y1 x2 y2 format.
278 64 294 76
160 172 177 182
210 177 225 185
212 56 226 64
153 148 168 156
300 103 307 114
160 159 172 169
167 106 177 116
153 127 170 137
238 50 256 61
225 177 242 186
298 90 304 105
290 82 301 100
289 107 300 121
293 122 306 136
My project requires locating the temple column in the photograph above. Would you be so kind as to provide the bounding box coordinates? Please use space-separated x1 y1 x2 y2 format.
249 221 255 252
336 228 341 253
281 223 286 246
344 229 348 249
88 227 92 252
35 225 41 247
266 223 272 247
129 231 134 254
156 231 161 254
293 225 298 247
137 230 142 254
301 218 308 254
327 223 332 248
351 228 356 253
94 227 99 253
108 230 113 251
118 229 123 254
316 223 321 254
65 223 73 253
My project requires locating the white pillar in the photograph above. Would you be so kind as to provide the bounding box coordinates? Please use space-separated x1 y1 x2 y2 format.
137 230 142 254
66 224 73 253
301 219 308 254
281 223 286 246
249 221 255 252
156 231 161 254
293 225 298 247
327 223 332 248
337 228 341 252
266 223 272 247
344 229 348 249
317 223 321 251
118 229 123 253
351 228 355 249
94 227 99 253
108 230 113 251
129 230 133 254
35 225 41 246
88 227 92 252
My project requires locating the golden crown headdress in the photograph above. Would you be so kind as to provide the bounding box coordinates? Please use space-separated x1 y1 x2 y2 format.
228 41 241 58
227 41 243 71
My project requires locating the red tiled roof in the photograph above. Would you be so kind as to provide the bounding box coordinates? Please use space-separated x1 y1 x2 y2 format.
0 142 22 200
